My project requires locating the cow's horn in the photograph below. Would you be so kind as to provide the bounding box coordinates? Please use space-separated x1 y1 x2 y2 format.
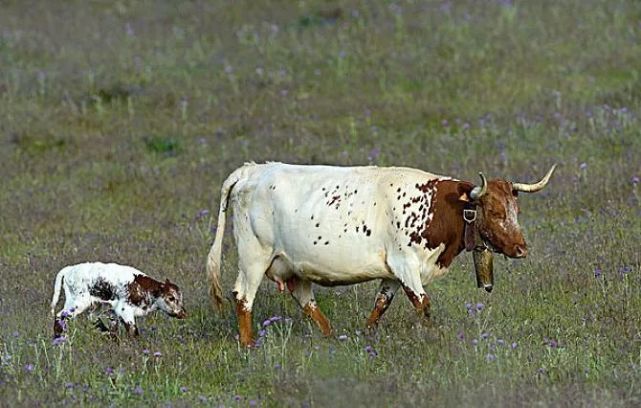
470 172 487 200
512 164 557 193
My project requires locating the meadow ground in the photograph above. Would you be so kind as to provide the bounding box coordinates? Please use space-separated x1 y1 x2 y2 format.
1 0 641 406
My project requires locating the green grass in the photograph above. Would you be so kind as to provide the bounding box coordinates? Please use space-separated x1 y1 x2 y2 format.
1 0 641 406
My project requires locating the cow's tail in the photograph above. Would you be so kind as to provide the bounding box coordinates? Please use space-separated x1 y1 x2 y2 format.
207 164 255 311
50 268 66 316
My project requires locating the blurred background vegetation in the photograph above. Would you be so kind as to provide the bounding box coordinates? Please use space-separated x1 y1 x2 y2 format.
1 0 640 406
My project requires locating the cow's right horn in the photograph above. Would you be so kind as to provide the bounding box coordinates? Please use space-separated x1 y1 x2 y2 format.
470 172 487 200
512 164 557 193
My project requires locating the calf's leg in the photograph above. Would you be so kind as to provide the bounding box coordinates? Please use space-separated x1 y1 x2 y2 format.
53 295 93 338
114 305 138 337
289 278 332 336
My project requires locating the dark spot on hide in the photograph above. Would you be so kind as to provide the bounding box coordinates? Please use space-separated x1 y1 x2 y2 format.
90 278 116 301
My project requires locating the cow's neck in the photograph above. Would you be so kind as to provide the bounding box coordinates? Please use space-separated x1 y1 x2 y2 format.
422 180 473 268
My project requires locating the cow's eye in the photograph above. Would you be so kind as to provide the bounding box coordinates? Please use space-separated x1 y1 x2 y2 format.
168 296 175 302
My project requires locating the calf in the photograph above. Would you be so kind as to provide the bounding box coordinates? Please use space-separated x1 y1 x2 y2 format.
50 262 186 338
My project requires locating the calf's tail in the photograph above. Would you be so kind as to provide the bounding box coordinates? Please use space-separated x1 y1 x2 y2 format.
207 164 252 311
50 268 65 316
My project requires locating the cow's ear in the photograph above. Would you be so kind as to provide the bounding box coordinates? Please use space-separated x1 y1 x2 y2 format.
458 183 473 203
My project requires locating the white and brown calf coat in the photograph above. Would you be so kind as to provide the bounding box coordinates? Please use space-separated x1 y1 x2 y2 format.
50 262 186 337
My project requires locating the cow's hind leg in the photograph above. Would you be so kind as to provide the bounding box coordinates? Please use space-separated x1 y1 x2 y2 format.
366 279 400 330
289 278 332 336
233 249 271 347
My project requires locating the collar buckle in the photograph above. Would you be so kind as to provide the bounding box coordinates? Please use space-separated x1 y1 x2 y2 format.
463 208 477 223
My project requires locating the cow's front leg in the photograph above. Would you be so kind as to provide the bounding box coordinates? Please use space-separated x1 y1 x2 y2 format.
289 277 332 336
366 279 400 330
386 256 431 322
403 285 431 320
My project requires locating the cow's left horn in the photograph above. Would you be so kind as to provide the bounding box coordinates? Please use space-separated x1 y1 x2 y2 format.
470 172 487 200
512 164 557 193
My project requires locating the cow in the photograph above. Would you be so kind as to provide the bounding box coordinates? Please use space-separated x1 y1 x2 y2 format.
206 162 556 346
50 262 187 338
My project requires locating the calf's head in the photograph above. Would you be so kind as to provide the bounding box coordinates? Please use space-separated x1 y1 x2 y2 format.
157 279 187 319
461 165 556 258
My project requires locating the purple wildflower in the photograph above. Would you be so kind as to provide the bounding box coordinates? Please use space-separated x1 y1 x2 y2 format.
619 266 632 276
262 319 271 328
481 332 490 340
270 316 283 323
104 367 114 376
65 382 74 390
497 339 505 346
476 303 485 312
142 349 150 355
368 147 381 162
456 331 465 341
579 162 588 170
52 336 67 346
274 363 281 370
195 209 210 220
338 335 348 341
471 339 479 346
486 353 496 362
364 345 378 357
511 342 518 349
632 176 640 185
234 395 242 401
24 364 34 372
180 386 188 393
153 352 162 357
249 400 257 406
134 385 143 395
258 329 267 338
594 267 602 278
12 331 19 337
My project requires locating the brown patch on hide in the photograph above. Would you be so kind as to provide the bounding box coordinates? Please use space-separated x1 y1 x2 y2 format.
421 180 474 268
127 275 162 306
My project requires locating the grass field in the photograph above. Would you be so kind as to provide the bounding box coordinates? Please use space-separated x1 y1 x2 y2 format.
1 0 641 406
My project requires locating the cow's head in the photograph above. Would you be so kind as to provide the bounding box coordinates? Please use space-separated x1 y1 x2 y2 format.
157 279 187 319
460 165 556 258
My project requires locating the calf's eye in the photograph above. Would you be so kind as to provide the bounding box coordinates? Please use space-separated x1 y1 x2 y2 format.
168 296 175 302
